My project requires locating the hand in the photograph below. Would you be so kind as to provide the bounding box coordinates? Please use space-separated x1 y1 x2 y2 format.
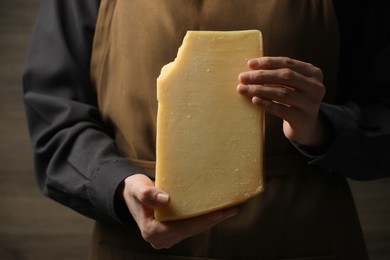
237 56 330 147
121 174 239 249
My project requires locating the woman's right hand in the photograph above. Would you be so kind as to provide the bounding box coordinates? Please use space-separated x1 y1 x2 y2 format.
121 174 239 249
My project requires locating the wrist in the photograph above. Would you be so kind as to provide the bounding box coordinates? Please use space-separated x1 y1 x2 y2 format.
291 112 336 154
113 177 134 225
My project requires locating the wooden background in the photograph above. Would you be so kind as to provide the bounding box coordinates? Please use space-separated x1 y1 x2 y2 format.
0 0 389 259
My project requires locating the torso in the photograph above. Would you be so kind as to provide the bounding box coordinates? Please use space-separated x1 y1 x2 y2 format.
89 1 368 259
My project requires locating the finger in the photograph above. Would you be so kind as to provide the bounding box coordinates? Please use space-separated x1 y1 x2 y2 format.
247 56 323 81
251 96 302 125
237 84 309 112
159 207 239 242
239 68 323 95
172 207 239 237
145 207 239 249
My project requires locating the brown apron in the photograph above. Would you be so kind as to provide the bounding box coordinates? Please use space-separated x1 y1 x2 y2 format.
90 0 368 259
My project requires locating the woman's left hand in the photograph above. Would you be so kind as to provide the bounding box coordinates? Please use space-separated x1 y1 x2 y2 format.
237 56 329 147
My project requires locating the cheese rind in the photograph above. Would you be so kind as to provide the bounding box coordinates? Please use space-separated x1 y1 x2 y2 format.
155 30 264 222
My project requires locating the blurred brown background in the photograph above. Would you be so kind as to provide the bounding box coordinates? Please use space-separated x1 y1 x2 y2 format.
0 0 389 259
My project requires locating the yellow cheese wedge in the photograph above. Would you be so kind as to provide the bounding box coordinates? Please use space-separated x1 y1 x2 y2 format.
155 30 264 222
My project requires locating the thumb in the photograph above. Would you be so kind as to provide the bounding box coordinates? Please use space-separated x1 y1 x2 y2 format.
127 175 170 207
137 187 170 207
155 192 170 205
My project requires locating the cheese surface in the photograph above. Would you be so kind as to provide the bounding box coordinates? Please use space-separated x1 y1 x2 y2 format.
155 30 264 222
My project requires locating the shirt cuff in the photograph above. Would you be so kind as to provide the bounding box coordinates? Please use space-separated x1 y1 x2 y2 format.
88 158 149 225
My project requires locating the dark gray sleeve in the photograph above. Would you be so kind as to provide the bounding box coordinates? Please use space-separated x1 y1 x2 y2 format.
22 0 145 224
297 1 390 180
312 101 390 180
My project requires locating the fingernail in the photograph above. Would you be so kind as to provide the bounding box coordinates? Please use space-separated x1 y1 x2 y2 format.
156 193 169 204
248 59 259 69
239 73 249 83
252 96 261 105
237 84 249 94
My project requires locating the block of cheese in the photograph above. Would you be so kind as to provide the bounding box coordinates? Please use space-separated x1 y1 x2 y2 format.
155 30 264 222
